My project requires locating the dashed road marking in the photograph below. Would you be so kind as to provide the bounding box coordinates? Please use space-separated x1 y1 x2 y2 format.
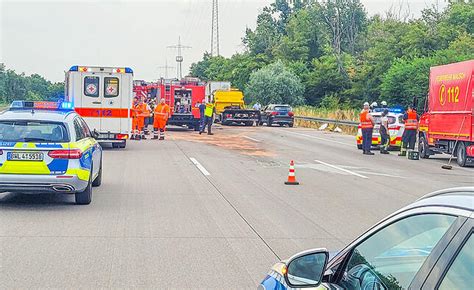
288 131 353 147
244 136 261 142
315 159 368 179
189 157 210 176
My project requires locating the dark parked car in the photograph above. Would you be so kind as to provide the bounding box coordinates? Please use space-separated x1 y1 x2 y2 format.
259 104 294 127
260 187 474 290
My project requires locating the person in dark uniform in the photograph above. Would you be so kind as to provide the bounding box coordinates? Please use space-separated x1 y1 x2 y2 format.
380 109 390 154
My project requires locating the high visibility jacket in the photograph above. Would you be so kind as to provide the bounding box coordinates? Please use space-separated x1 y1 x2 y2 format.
154 104 170 120
405 109 418 130
360 110 373 129
204 103 214 117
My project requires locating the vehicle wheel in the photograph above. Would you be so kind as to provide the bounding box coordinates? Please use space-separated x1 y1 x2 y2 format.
289 123 294 128
92 163 102 187
419 135 430 159
357 144 362 150
456 142 467 167
75 168 92 205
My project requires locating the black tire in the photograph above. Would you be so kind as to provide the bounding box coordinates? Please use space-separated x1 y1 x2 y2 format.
456 142 467 167
419 135 430 159
112 141 126 149
92 162 102 187
289 123 294 128
75 168 92 205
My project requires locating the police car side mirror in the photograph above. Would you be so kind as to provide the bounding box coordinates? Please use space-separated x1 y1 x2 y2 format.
92 130 100 139
284 248 329 288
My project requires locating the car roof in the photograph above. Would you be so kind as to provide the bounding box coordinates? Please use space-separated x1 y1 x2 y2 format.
406 187 474 214
0 109 77 122
269 104 291 107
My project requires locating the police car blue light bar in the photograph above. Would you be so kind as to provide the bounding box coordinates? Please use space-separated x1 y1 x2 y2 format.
9 100 73 111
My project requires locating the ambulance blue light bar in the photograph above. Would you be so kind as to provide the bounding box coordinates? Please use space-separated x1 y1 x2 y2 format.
69 66 133 73
10 101 73 111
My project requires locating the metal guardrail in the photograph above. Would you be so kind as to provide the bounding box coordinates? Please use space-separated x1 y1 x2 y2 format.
295 116 359 127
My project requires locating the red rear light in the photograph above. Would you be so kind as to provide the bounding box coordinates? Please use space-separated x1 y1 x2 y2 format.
226 114 232 118
271 111 278 116
288 112 294 117
48 149 82 159
117 134 128 140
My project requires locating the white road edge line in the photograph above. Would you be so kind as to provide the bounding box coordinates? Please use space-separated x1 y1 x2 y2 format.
288 131 353 147
315 159 368 179
189 157 210 176
244 136 261 142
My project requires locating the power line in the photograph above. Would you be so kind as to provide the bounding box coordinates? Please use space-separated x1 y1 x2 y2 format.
211 0 220 56
167 36 191 79
157 60 174 79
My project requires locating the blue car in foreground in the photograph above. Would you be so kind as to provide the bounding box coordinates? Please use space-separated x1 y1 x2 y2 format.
260 187 474 290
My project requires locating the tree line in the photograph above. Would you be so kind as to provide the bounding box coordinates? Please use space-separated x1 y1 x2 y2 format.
190 0 474 108
0 63 64 105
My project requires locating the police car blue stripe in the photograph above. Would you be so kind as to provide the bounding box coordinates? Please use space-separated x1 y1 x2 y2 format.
47 159 69 174
260 275 287 290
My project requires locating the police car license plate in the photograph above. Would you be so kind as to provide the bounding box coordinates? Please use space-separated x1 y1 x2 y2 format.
8 152 44 161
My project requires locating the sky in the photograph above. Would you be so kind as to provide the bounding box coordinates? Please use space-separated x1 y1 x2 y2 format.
0 0 448 82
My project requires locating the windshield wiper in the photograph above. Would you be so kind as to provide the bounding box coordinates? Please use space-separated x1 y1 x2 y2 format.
22 138 50 142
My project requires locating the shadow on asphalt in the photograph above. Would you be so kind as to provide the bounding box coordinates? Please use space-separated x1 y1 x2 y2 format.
0 192 75 207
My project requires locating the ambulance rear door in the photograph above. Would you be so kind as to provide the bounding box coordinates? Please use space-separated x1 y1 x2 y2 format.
101 74 123 133
80 73 102 132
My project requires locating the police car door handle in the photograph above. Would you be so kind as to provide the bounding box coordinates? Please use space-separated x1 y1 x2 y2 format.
92 101 101 105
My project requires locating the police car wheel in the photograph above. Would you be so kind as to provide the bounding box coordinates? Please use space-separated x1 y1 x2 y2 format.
92 164 102 187
75 169 92 205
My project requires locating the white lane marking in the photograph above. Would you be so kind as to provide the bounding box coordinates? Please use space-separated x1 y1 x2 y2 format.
288 131 353 147
244 136 261 142
356 171 405 178
315 159 368 179
189 157 210 176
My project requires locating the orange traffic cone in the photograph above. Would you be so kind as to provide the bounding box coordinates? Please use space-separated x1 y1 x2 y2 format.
285 160 299 185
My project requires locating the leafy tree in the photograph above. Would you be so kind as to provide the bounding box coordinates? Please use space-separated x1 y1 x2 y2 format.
245 60 305 105
243 7 280 56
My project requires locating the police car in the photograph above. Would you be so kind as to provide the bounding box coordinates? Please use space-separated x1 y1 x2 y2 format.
356 107 405 150
0 101 103 204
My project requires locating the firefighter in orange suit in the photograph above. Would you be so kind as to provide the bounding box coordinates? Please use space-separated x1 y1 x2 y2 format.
399 104 419 156
131 97 140 140
131 97 150 140
153 98 170 140
360 102 375 155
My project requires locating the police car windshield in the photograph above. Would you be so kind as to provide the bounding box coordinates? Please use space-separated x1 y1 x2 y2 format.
0 120 69 143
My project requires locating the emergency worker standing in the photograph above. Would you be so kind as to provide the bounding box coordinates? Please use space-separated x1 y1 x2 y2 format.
153 98 170 140
198 99 206 131
199 100 214 135
399 105 419 156
360 102 375 155
380 109 390 154
131 97 149 140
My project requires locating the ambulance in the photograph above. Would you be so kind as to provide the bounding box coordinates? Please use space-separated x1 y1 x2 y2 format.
64 66 133 148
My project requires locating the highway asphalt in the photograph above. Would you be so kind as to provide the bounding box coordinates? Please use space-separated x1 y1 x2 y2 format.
1 125 472 288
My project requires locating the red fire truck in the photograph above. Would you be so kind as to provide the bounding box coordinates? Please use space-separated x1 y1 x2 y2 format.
418 60 474 167
133 78 205 130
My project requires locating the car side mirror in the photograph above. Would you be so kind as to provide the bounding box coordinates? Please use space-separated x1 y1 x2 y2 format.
92 130 100 139
284 248 329 288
